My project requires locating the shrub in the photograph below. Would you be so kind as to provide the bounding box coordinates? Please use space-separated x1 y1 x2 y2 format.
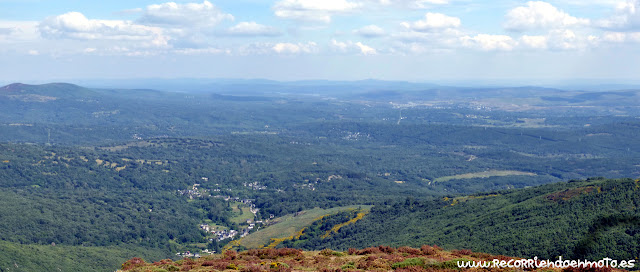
451 249 472 256
320 269 343 272
246 248 302 259
470 252 492 259
122 257 146 271
240 265 267 272
273 262 292 272
225 250 238 260
165 265 180 272
153 259 175 265
427 258 470 270
200 260 230 269
379 245 395 254
391 258 425 269
563 267 613 272
420 245 436 255
357 256 390 270
398 246 423 255
320 248 334 256
354 247 381 255
180 258 196 265
341 261 356 270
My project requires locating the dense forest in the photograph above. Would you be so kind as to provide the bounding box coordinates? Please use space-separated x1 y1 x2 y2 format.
1 82 639 271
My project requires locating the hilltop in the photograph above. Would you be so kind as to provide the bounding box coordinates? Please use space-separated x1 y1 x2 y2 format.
0 82 98 101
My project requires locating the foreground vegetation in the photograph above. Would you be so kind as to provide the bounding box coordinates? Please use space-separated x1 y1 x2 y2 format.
118 246 634 272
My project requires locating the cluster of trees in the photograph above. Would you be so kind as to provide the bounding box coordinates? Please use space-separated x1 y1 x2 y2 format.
279 209 365 249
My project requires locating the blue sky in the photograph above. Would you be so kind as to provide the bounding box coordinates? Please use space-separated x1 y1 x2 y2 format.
1 0 639 82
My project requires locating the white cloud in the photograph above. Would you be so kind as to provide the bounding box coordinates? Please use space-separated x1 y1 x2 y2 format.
353 25 386 38
596 0 640 30
28 50 40 55
173 47 229 55
272 42 318 54
461 34 517 51
390 27 463 53
504 1 590 31
602 31 640 42
273 0 361 23
0 21 40 42
225 22 281 37
546 29 580 49
370 0 449 9
401 12 461 32
520 35 548 49
355 42 377 55
138 1 233 28
519 29 601 50
39 12 168 47
330 39 378 55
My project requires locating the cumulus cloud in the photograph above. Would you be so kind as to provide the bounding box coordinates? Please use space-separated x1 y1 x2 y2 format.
273 0 361 23
461 34 517 51
173 47 229 55
0 21 40 41
353 25 386 38
372 0 449 9
330 39 378 55
602 31 640 42
504 1 590 31
401 12 461 32
138 1 233 28
545 29 580 49
272 42 318 54
225 22 281 37
39 12 169 47
596 0 640 30
518 29 597 50
520 35 548 49
391 24 463 53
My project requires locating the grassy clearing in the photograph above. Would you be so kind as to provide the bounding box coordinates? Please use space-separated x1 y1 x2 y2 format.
434 170 536 182
230 206 255 224
238 205 372 249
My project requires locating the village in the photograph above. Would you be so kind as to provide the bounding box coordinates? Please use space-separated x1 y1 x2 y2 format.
175 178 274 256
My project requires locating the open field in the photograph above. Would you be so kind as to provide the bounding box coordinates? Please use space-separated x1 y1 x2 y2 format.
230 206 255 224
238 205 372 249
434 170 537 182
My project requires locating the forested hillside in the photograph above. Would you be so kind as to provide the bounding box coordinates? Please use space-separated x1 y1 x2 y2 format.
283 178 640 261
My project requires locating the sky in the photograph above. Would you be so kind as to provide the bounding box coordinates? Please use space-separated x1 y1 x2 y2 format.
1 0 639 82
